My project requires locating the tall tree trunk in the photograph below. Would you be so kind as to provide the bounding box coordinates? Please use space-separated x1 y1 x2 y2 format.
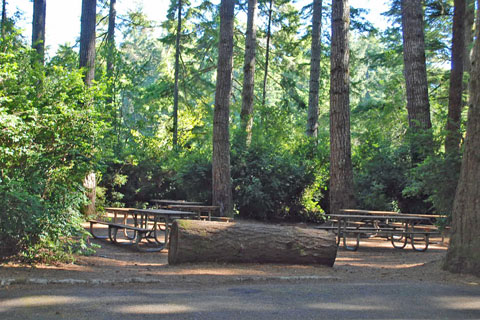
106 0 116 79
306 0 323 138
79 0 97 216
401 0 432 162
173 0 182 148
463 0 475 75
1 0 6 39
329 0 355 215
445 0 466 156
79 0 97 86
261 0 273 108
32 0 46 64
212 0 235 217
444 0 480 276
106 0 118 154
240 0 257 146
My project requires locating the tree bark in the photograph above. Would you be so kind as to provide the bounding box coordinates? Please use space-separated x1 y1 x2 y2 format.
306 0 323 138
212 0 234 217
79 0 97 215
106 0 116 79
444 0 480 276
173 0 182 148
329 0 355 215
240 0 257 146
445 0 466 156
401 0 432 162
83 172 96 216
106 0 117 151
261 0 273 108
168 220 337 266
79 0 97 86
32 0 46 65
1 0 7 39
463 0 475 75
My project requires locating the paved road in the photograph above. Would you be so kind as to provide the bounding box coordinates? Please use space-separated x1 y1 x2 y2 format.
1 280 479 319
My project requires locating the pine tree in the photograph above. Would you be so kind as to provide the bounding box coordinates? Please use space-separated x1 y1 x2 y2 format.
329 0 355 215
212 0 235 217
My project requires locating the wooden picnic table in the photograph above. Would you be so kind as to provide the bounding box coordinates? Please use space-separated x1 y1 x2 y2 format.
340 209 447 220
90 208 198 252
150 199 204 208
165 204 226 221
322 213 439 252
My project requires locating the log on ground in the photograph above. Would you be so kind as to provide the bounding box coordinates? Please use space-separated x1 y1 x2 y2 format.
168 220 337 266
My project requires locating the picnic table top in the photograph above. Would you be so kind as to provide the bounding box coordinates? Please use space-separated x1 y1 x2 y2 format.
150 199 204 205
340 209 447 219
167 204 219 211
131 208 198 216
105 207 134 211
330 213 433 221
104 207 198 216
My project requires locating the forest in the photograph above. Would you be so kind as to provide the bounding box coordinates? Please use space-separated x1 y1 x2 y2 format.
0 0 479 275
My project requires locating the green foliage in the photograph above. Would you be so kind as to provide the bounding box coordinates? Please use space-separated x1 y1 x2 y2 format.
0 33 102 261
231 138 320 222
353 135 408 212
405 153 460 218
101 159 172 208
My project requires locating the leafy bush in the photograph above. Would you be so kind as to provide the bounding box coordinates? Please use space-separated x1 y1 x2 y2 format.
0 36 100 261
231 141 317 221
100 159 172 208
404 153 460 218
354 143 407 211
172 152 212 203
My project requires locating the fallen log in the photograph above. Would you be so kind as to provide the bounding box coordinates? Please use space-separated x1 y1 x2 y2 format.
168 220 337 266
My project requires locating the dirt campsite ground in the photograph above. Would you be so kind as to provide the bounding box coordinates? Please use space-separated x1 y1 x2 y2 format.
1 221 479 288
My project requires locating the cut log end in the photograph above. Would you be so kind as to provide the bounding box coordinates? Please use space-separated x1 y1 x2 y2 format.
168 220 337 266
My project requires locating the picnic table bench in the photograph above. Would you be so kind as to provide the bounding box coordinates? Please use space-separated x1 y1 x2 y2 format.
89 219 151 251
317 209 444 252
89 207 198 252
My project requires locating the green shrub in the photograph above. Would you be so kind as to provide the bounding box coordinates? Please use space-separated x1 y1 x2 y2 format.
231 141 317 221
0 37 101 261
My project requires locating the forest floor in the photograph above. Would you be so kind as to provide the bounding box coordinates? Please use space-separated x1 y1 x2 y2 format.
1 222 479 287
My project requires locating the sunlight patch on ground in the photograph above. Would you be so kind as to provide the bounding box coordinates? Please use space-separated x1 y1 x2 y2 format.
152 268 269 276
115 303 196 314
0 295 89 312
307 302 389 311
334 257 363 262
338 262 427 269
433 296 480 310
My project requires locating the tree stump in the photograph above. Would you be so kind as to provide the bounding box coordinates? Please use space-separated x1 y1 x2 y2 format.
168 220 337 266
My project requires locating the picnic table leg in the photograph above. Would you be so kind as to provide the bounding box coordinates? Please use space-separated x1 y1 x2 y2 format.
151 216 167 245
136 218 166 252
121 213 136 240
410 233 429 252
108 226 118 243
108 226 137 246
134 232 166 252
89 221 108 239
390 232 408 249
390 222 408 249
341 218 359 251
335 219 341 246
343 231 360 251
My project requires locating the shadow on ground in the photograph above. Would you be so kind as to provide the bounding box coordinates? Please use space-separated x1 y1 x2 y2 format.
0 223 478 286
